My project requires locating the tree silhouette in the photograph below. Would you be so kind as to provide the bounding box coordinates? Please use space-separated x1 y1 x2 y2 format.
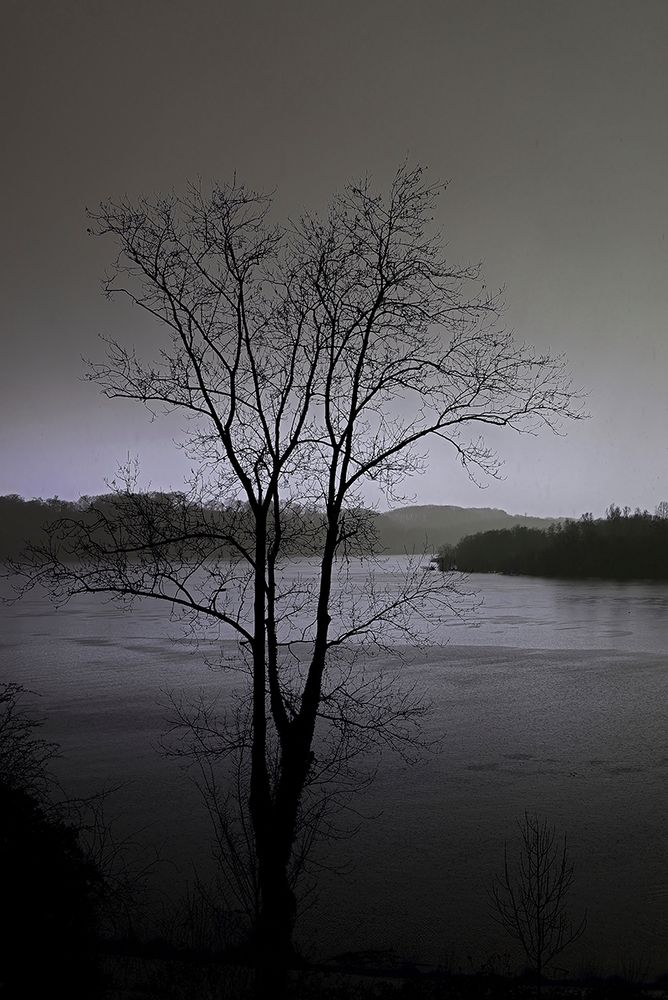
9 164 581 996
491 812 587 996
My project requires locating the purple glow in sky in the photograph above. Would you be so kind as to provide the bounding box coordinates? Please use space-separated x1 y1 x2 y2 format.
2 1 667 517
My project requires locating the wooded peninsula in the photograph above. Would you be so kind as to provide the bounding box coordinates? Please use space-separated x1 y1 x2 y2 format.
438 504 668 580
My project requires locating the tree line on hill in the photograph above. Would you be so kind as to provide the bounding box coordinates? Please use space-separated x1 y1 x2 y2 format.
438 503 668 580
0 494 558 560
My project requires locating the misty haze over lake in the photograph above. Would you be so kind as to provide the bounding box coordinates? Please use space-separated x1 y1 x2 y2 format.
2 558 667 975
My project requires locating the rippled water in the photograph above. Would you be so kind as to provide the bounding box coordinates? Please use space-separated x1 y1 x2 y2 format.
2 562 667 974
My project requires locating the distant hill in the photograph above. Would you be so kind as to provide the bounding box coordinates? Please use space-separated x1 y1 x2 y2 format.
0 494 559 559
372 505 560 554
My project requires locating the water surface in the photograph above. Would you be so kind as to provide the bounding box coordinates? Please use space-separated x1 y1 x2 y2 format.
2 563 667 974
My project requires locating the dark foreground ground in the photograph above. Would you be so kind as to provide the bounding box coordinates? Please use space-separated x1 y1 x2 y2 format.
100 948 668 1000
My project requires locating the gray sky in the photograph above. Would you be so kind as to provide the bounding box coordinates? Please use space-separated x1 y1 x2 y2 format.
2 0 667 518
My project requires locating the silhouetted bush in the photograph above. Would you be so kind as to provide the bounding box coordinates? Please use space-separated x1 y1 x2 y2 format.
0 779 105 998
0 683 110 996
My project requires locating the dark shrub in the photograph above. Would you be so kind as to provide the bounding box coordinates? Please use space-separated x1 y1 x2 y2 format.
0 779 104 998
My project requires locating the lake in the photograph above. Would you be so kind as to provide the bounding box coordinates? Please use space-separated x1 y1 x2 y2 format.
2 560 667 977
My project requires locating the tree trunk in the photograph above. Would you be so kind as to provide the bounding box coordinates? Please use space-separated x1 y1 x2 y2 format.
249 519 332 997
254 857 297 998
252 736 310 997
248 512 296 997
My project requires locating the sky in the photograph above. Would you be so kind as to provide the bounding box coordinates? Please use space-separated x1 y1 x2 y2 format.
2 0 668 519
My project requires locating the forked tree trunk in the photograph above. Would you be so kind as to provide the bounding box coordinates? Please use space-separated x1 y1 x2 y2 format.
249 522 333 997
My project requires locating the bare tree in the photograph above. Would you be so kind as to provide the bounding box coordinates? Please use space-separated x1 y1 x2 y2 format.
0 683 59 796
8 164 581 995
491 812 587 995
655 500 668 519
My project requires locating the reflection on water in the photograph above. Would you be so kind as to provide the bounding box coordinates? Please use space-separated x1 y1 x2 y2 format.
456 573 668 653
1 562 668 973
